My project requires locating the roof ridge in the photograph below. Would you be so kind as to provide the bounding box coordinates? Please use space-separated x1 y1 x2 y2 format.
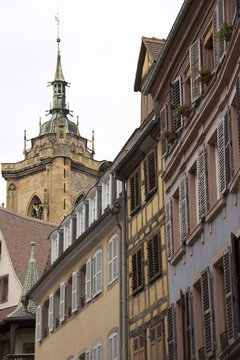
0 207 57 226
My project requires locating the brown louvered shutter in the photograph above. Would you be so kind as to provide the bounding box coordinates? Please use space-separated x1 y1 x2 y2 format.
130 169 141 215
180 289 186 360
170 76 183 133
166 198 173 260
223 248 235 344
217 118 227 194
147 233 161 282
236 74 240 156
201 268 214 358
189 39 202 102
213 0 226 70
185 288 193 360
197 146 208 220
144 149 157 199
132 247 143 294
179 174 189 244
160 105 168 157
167 304 176 360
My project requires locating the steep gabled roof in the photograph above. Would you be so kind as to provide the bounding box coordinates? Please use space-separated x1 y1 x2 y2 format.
134 36 165 92
0 207 57 285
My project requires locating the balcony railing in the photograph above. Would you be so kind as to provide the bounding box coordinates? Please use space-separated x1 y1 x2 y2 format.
5 354 34 360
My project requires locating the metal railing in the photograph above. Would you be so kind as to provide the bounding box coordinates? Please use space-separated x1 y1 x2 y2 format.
5 354 34 360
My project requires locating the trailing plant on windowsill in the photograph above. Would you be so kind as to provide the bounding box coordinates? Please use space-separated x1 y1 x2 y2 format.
160 129 176 144
216 22 233 42
173 104 191 119
194 66 211 85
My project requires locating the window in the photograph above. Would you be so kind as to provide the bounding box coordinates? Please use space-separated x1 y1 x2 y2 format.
93 343 102 360
89 194 98 226
150 322 165 360
189 39 203 103
133 333 145 360
79 264 86 308
71 271 79 313
76 203 87 237
147 233 161 282
0 275 8 303
85 249 103 302
102 175 114 211
48 294 54 333
167 304 177 360
159 105 168 157
116 180 122 199
144 149 157 200
132 247 144 295
36 305 42 342
108 333 118 360
54 288 60 329
213 0 226 70
129 167 141 216
51 235 59 264
64 222 72 251
42 299 49 339
203 25 214 74
108 235 118 285
170 76 183 133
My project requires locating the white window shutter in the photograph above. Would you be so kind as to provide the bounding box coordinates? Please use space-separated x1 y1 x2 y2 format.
189 39 202 102
223 248 235 344
197 146 208 220
171 76 183 133
51 239 54 265
85 259 91 302
36 305 42 342
88 198 92 226
56 235 59 260
108 333 118 360
72 271 79 313
102 182 106 211
109 174 113 207
179 173 189 244
112 235 118 281
116 180 122 198
60 282 66 323
108 239 113 285
48 294 54 332
213 0 226 70
93 250 102 296
217 118 227 194
85 350 90 360
166 198 173 260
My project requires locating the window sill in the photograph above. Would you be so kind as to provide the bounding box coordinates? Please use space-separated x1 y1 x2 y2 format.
229 168 240 194
205 196 226 224
186 222 204 247
170 245 186 266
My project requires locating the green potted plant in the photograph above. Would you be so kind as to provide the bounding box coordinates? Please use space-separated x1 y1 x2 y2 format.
216 22 233 42
194 66 211 85
160 129 176 144
173 104 191 119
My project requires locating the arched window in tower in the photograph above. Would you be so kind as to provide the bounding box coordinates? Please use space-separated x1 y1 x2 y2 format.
27 195 44 220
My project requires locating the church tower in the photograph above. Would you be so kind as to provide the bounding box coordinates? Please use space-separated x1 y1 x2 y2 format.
1 29 104 224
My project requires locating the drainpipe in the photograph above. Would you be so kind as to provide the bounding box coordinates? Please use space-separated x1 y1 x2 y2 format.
111 201 123 360
122 180 128 360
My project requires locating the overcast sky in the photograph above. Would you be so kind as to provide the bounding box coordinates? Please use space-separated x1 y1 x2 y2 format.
0 0 184 205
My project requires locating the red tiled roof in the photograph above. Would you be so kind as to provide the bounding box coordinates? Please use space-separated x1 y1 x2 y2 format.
0 207 57 285
0 305 17 324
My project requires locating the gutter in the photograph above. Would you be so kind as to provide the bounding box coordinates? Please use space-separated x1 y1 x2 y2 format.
143 0 193 95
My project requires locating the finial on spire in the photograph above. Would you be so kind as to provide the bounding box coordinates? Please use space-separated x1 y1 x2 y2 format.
77 115 80 136
23 129 27 155
92 130 95 156
55 14 60 51
30 242 36 263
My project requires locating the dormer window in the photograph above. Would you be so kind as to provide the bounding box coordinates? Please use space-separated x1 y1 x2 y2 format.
51 235 59 265
63 216 76 251
89 195 97 226
102 174 114 212
76 202 87 238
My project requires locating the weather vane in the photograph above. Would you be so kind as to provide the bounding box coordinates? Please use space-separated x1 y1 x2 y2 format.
55 13 60 47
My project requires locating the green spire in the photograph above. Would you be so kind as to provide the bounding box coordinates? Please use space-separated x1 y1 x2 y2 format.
54 38 66 82
7 242 39 319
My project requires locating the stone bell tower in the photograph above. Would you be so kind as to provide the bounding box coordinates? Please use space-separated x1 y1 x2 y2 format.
1 27 104 224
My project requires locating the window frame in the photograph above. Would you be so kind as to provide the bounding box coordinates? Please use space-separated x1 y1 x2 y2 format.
144 148 157 200
108 332 118 360
132 247 144 295
147 232 162 283
129 167 141 216
108 234 118 285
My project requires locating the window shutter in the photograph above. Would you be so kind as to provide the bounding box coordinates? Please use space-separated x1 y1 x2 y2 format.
179 174 189 244
167 304 176 360
180 289 186 359
185 288 194 360
51 239 54 265
231 0 237 20
132 247 143 294
108 239 113 285
130 169 141 215
197 146 208 221
189 39 202 102
108 333 118 360
85 259 91 302
217 118 227 194
102 182 106 211
213 0 226 70
112 235 118 281
93 250 102 296
48 294 54 333
147 233 161 281
72 271 79 313
60 282 66 323
166 198 173 260
236 73 240 156
171 76 183 133
224 108 233 184
201 268 214 358
223 248 235 344
160 105 168 132
85 350 90 360
36 305 42 342
144 149 157 199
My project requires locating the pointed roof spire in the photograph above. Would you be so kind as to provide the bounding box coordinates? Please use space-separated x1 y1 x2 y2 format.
54 14 65 82
7 242 39 319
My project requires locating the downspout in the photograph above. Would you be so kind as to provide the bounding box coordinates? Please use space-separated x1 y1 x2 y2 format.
111 200 123 360
122 180 128 360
